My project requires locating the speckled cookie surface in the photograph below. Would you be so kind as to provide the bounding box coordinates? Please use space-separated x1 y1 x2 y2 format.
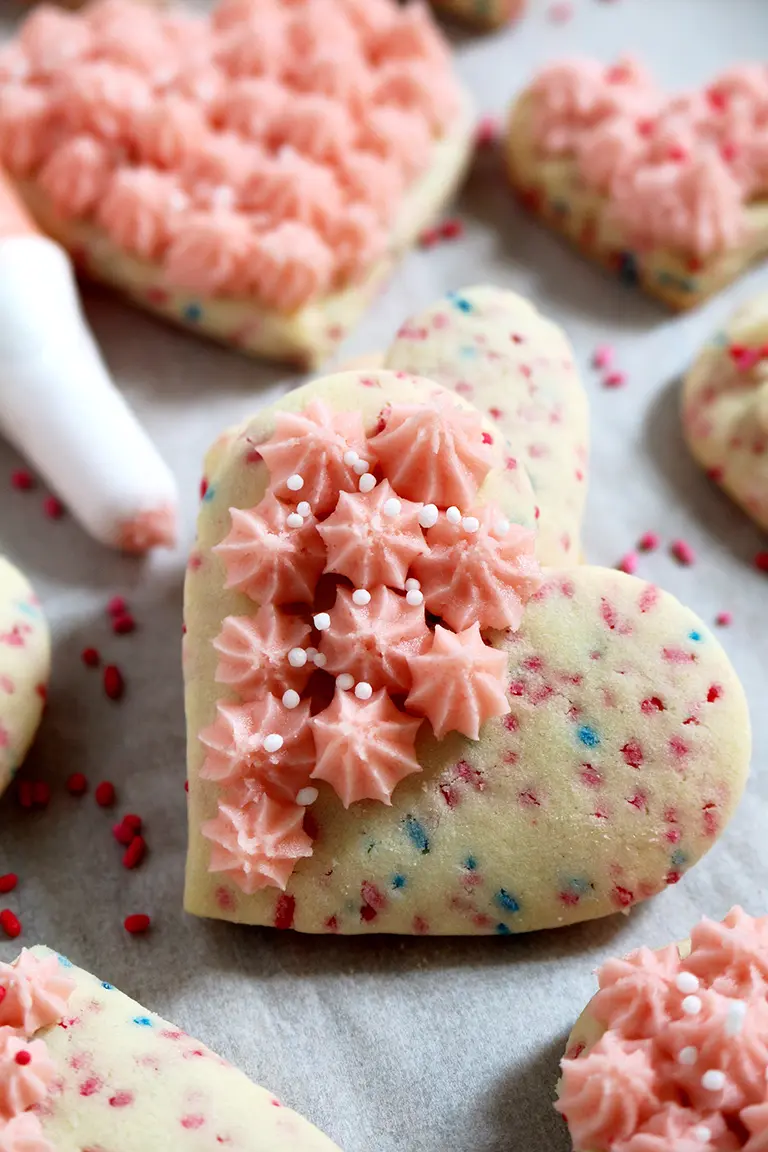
683 293 768 532
0 556 50 799
184 370 749 935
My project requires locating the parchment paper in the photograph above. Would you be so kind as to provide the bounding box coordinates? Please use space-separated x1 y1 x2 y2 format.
1 1 767 1149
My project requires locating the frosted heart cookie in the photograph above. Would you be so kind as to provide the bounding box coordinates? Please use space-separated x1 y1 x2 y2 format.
0 0 473 369
557 907 768 1152
683 294 768 531
0 557 49 800
506 58 768 309
430 0 525 29
184 368 750 935
0 946 340 1150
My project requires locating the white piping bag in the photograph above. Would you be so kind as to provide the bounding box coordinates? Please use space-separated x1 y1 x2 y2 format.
0 174 178 552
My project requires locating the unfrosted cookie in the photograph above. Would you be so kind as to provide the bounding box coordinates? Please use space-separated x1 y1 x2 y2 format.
506 58 768 309
0 556 49 799
184 368 749 935
0 0 473 368
0 945 340 1150
430 0 525 29
558 907 768 1152
683 294 768 531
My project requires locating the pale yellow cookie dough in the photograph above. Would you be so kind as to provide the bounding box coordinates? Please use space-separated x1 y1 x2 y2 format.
0 556 50 799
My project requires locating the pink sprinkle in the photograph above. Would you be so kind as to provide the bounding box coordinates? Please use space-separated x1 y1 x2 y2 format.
637 532 660 552
439 217 464 241
670 539 696 566
42 495 64 519
603 371 626 389
592 344 614 370
547 0 573 21
616 552 638 575
10 470 35 491
715 611 733 627
474 116 499 148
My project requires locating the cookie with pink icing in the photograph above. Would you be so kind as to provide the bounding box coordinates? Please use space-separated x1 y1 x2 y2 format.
0 558 49 801
183 364 749 935
683 294 768 532
558 907 768 1152
0 945 340 1151
506 58 768 309
0 0 473 368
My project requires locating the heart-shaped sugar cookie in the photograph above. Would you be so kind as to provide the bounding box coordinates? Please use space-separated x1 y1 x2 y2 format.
0 556 49 800
184 367 749 935
683 293 768 531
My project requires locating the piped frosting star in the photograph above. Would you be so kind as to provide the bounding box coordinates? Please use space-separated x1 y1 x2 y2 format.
686 905 768 995
213 606 312 697
310 688 422 806
199 695 315 801
318 586 428 691
257 398 372 517
202 789 313 894
317 479 427 589
368 400 494 507
412 503 542 631
405 624 510 740
613 1105 740 1152
743 1102 768 1151
0 1113 51 1152
590 945 683 1039
0 1032 56 1121
214 490 326 605
0 951 75 1034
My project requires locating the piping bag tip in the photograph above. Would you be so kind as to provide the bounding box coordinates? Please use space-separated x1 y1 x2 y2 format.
117 504 178 554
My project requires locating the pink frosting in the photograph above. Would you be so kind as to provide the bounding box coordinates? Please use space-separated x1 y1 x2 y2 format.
412 505 542 632
358 103 433 179
244 223 335 312
116 505 177 552
336 148 405 225
322 203 387 283
213 608 312 697
163 210 257 295
283 46 373 118
0 1113 53 1152
318 587 428 692
317 480 428 591
405 623 510 741
0 951 74 1035
369 2 451 69
284 0 361 61
272 95 356 164
258 399 370 518
38 135 113 220
311 687 422 807
213 15 289 80
135 96 209 169
180 131 259 197
214 491 326 605
19 6 93 76
0 86 58 179
576 115 647 195
212 77 285 143
202 787 313 893
0 1034 55 1123
200 695 315 801
240 149 345 235
372 59 459 135
98 167 187 261
56 61 152 142
558 908 768 1152
369 400 495 508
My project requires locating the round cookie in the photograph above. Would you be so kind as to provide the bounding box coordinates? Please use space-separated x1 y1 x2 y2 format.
0 556 50 798
683 293 768 532
557 908 768 1151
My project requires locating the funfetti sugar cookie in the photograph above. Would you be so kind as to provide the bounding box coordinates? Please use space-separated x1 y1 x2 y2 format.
430 0 525 29
0 0 474 369
506 58 768 309
183 367 750 936
0 946 340 1151
0 557 49 800
557 907 768 1152
683 294 768 532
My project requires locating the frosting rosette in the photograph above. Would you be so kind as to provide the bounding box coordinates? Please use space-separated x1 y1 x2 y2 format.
200 694 314 800
202 787 313 893
0 951 75 1035
98 167 187 261
38 135 114 221
318 586 428 693
214 608 312 698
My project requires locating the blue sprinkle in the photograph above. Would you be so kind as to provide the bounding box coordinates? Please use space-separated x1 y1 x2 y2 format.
495 889 520 914
617 251 639 286
464 855 477 871
14 600 40 619
495 923 512 936
391 874 406 889
671 848 687 868
202 485 216 503
567 876 591 896
577 725 600 748
712 331 728 348
459 345 477 358
101 982 114 991
689 630 702 642
183 302 202 323
403 815 429 854
56 954 73 968
681 278 696 293
133 1016 153 1027
448 293 472 314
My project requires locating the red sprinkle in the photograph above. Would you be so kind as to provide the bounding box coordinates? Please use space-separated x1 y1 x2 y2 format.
81 647 100 667
591 344 614 370
124 914 151 934
112 614 136 635
66 772 88 796
638 531 660 552
103 665 124 701
113 821 134 846
616 552 638 575
0 910 21 939
11 470 35 491
755 552 768 573
42 495 64 519
122 836 146 869
107 596 128 616
123 813 142 835
95 781 116 808
439 217 464 240
0 874 18 894
715 611 733 627
17 781 32 809
670 539 696 566
32 781 50 809
603 371 626 389
474 115 499 148
418 226 439 249
547 0 573 21
14 1050 31 1066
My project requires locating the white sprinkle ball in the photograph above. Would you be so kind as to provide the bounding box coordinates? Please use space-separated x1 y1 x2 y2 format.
681 995 702 1017
678 1046 698 1066
419 504 439 529
353 458 369 476
725 1000 747 1036
263 733 283 753
312 652 327 668
382 497 401 518
306 648 318 659
701 1069 726 1092
313 612 331 631
296 786 319 806
282 689 300 710
406 589 424 607
675 972 700 995
352 589 372 606
462 516 480 534
211 184 235 210
359 473 376 493
495 517 510 537
405 578 421 591
354 682 373 700
297 501 311 517
286 473 304 491
286 512 304 528
446 506 461 525
343 450 359 467
288 647 307 668
693 1127 712 1144
337 673 354 691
